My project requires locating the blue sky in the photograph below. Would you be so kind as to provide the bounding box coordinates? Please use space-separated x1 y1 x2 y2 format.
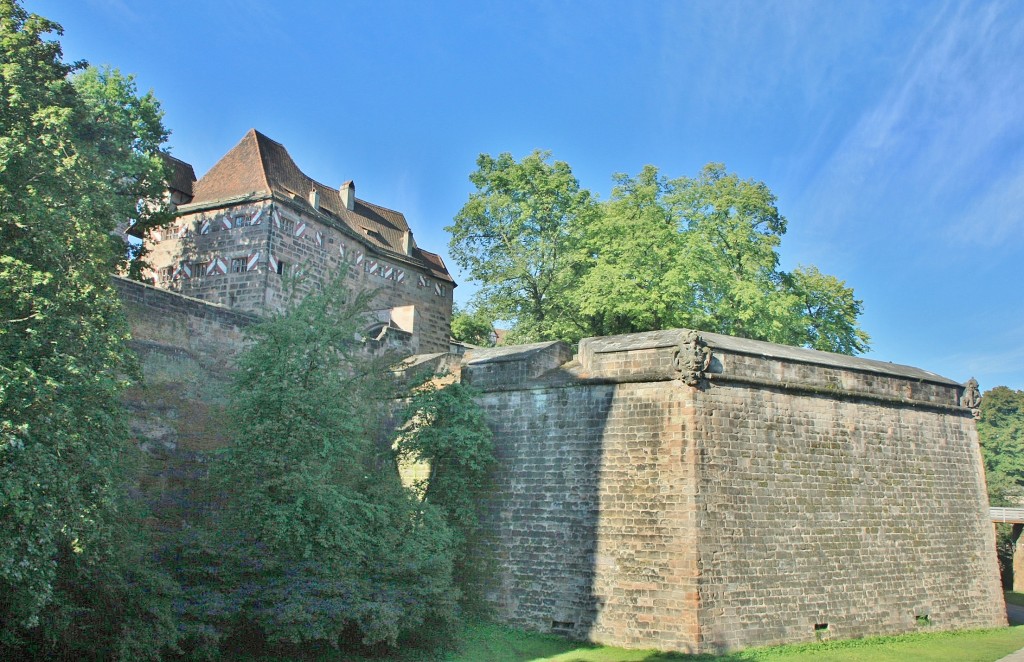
38 0 1024 391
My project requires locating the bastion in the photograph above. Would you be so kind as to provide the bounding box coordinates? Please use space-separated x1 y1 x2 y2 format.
460 328 1005 653
114 275 1004 654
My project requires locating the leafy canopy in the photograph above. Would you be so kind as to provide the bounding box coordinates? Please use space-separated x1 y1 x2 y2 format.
977 386 1024 506
450 303 496 346
446 150 599 344
176 282 462 655
0 1 175 657
449 156 870 354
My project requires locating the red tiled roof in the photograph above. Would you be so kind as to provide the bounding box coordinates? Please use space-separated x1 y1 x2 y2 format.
186 129 452 282
415 248 454 283
190 130 270 203
160 152 196 198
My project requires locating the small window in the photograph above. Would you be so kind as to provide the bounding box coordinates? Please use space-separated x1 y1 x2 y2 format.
230 257 246 273
192 262 207 278
281 218 295 235
159 266 173 282
276 260 288 276
233 215 247 228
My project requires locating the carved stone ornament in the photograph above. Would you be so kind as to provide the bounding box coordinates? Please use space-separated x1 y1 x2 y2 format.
674 330 713 386
961 377 981 417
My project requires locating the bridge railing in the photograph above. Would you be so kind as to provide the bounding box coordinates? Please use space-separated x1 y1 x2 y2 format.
991 506 1024 524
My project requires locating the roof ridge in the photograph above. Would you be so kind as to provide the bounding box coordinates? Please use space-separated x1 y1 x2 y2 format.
161 151 193 167
358 197 406 217
248 129 273 194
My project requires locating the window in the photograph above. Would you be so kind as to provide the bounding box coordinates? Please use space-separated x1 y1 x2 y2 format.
192 262 208 278
233 215 247 228
230 257 246 273
159 266 173 282
281 218 295 235
276 260 288 276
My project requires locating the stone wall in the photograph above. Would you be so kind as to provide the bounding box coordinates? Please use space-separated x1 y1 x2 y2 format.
464 329 1005 654
115 278 1004 653
113 276 255 526
113 275 257 366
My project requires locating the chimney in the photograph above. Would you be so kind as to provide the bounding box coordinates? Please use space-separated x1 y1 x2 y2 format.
340 180 355 211
402 230 414 255
309 186 320 210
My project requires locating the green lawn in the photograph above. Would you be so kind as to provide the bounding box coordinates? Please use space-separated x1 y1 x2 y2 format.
249 620 1024 661
1006 591 1024 607
432 622 1024 662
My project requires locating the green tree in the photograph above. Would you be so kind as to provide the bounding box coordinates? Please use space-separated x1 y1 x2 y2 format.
393 380 495 611
671 163 798 342
447 151 599 343
454 157 870 353
574 165 694 337
176 282 459 655
977 386 1024 506
976 386 1024 587
450 303 495 346
0 2 176 658
786 265 869 354
394 380 495 547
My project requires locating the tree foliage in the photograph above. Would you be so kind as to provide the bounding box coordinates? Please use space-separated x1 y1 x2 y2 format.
450 303 495 346
175 282 461 656
446 151 599 343
977 386 1024 506
395 380 495 543
449 156 870 354
0 2 175 657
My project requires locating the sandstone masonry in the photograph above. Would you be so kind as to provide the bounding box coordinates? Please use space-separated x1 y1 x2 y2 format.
461 329 1005 653
140 130 454 354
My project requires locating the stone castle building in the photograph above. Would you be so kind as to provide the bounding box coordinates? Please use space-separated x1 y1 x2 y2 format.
138 129 455 353
117 132 1004 655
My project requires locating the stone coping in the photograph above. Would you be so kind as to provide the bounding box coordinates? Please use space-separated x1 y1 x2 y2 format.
580 328 961 387
462 341 568 365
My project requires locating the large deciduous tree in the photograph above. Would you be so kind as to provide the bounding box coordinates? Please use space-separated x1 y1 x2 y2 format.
446 151 599 343
450 155 870 354
0 2 175 657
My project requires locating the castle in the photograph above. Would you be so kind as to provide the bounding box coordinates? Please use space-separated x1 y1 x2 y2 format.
116 132 1005 655
137 129 454 353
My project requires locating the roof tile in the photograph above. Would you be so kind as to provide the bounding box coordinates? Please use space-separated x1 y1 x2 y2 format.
187 129 452 282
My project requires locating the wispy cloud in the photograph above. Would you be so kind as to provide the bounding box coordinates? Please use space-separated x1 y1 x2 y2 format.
945 166 1024 246
798 2 1024 243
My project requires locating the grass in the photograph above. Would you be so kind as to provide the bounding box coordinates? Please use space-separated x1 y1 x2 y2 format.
1006 591 1024 607
432 622 1024 662
244 620 1024 661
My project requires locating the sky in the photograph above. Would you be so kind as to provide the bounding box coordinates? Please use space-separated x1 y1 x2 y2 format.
34 0 1024 391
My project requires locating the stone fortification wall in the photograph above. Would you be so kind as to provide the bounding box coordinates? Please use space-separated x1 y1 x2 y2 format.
113 275 257 368
463 329 1004 654
113 276 257 526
